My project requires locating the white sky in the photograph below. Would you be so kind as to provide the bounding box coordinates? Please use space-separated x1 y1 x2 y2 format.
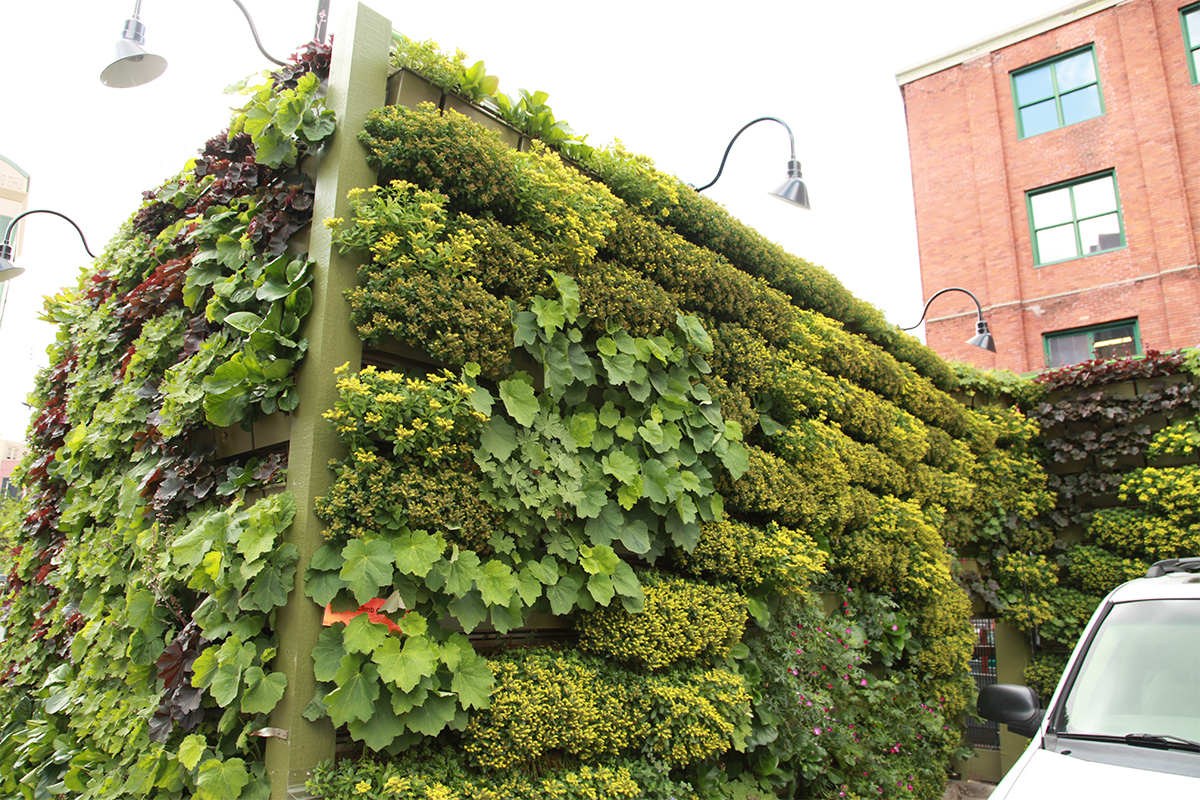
0 0 1060 439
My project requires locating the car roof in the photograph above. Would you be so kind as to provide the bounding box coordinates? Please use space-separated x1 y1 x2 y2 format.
1108 572 1200 603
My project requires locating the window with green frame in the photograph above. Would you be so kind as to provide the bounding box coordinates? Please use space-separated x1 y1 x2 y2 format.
1044 319 1139 368
1184 4 1200 84
1012 46 1104 138
1028 171 1124 266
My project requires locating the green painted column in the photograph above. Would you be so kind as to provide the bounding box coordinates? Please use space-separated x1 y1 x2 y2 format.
265 4 390 798
995 619 1034 777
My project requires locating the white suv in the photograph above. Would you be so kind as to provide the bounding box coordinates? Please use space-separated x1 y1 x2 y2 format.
978 557 1200 798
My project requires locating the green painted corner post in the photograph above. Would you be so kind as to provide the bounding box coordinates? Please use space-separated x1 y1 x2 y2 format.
994 619 1034 778
265 3 391 798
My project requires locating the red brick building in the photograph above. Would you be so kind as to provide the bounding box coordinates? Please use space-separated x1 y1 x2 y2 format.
898 0 1200 372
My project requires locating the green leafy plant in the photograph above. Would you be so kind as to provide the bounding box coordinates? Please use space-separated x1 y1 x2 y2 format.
495 89 589 153
0 42 332 800
228 70 336 169
457 60 499 102
196 250 315 426
304 271 752 752
389 33 465 91
463 646 750 770
300 91 1005 798
743 595 963 800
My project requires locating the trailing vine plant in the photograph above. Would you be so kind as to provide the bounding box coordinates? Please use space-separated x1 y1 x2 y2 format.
0 40 334 800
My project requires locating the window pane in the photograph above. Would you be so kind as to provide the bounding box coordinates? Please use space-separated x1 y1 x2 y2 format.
1187 9 1200 49
1079 213 1121 253
1015 65 1055 103
1047 333 1090 367
1021 100 1059 137
1094 343 1135 360
1093 324 1137 360
1061 85 1102 126
1055 51 1097 91
1095 340 1135 359
1060 600 1199 740
1072 175 1117 218
1037 223 1079 263
1031 187 1074 227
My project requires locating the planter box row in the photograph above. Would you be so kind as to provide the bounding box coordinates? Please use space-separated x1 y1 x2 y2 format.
386 68 535 153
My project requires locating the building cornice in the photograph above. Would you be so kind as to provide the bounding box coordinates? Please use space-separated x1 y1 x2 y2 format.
924 264 1200 324
896 0 1125 86
0 154 29 180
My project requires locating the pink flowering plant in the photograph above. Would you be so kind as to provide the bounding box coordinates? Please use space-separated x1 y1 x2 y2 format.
838 589 915 668
740 594 960 799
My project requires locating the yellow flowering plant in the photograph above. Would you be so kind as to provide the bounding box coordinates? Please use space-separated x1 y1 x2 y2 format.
322 363 489 462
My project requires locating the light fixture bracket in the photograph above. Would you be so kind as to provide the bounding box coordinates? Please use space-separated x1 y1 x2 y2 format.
101 0 289 88
119 16 149 46
694 116 810 210
901 287 997 353
0 210 97 284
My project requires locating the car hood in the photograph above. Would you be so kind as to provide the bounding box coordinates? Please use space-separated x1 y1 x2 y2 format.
992 747 1200 799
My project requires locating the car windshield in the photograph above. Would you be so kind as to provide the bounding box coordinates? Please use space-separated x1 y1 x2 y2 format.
1057 599 1200 743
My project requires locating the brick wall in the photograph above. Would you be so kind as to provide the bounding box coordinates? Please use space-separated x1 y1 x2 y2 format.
902 0 1199 372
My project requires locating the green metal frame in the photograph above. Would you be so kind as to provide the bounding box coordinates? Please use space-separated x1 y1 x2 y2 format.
1026 170 1125 267
1183 3 1200 85
1012 45 1104 139
1042 318 1140 367
263 4 392 798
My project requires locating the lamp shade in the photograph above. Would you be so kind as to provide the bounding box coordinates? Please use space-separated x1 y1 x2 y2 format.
769 158 810 209
966 319 997 353
100 17 167 88
0 242 24 283
770 179 810 209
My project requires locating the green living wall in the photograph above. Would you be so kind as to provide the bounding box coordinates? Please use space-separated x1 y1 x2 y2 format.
955 352 1200 699
0 44 336 799
0 31 1046 800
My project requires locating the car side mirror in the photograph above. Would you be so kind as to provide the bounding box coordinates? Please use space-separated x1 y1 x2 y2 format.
978 684 1043 738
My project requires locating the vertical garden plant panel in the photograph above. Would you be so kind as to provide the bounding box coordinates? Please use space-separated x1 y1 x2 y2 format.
299 61 1010 797
0 43 339 800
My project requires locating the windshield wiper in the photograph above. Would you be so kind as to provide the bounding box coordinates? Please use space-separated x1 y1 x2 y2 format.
1056 732 1200 752
1124 733 1200 752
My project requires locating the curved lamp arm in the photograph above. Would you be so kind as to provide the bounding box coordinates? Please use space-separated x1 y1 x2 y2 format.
901 287 982 330
230 0 288 66
102 0 288 87
901 287 996 353
695 117 795 193
0 210 97 283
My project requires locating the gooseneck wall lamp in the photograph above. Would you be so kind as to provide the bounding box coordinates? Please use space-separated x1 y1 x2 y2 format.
101 0 302 88
0 211 97 284
902 287 996 353
99 0 168 88
694 116 810 210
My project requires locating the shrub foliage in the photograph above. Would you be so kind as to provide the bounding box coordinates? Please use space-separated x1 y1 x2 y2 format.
0 36 1066 800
